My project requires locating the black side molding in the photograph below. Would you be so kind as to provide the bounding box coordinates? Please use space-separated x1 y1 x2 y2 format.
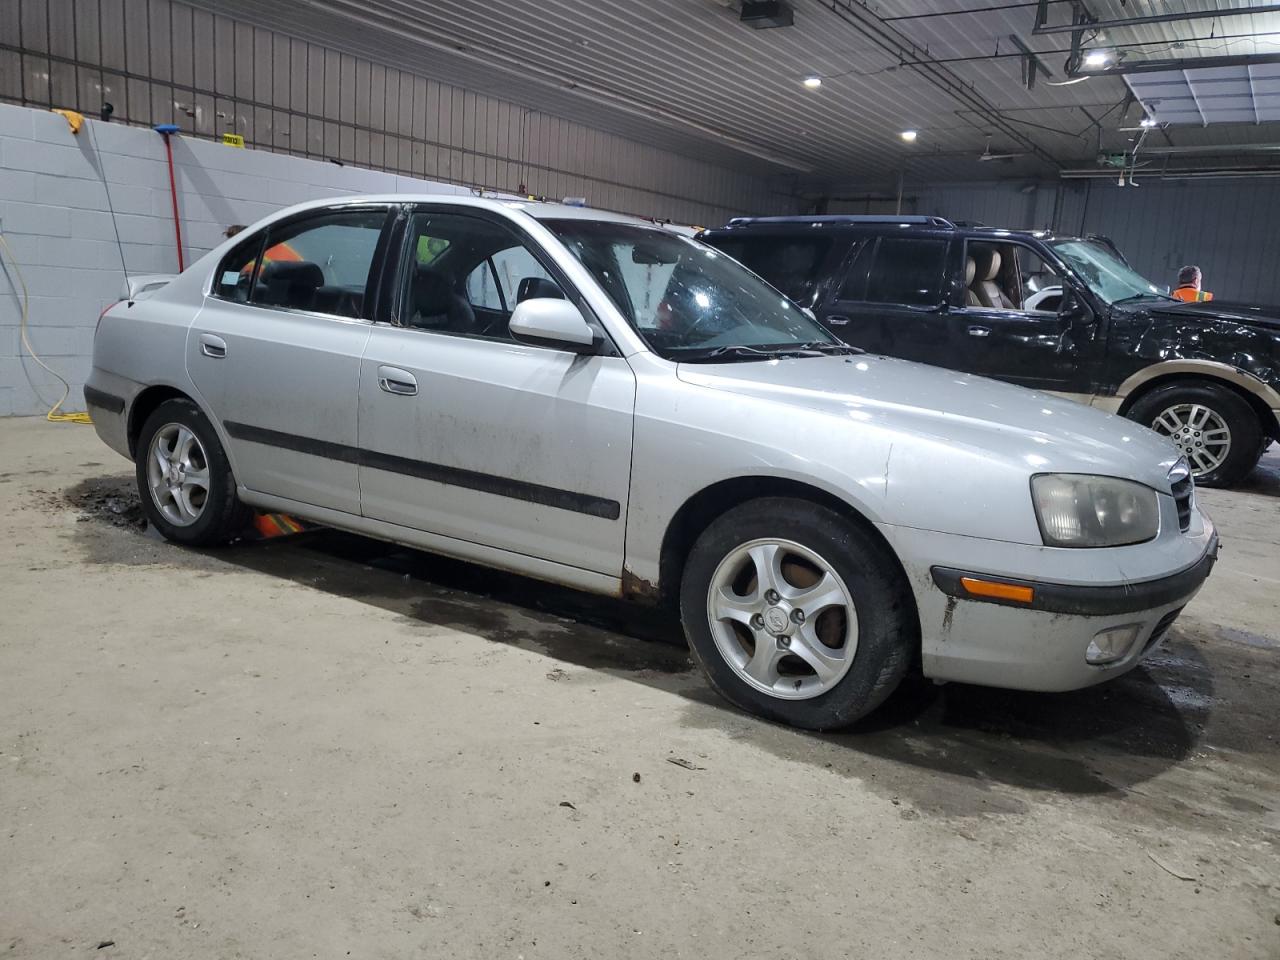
223 420 621 521
83 386 124 414
931 534 1218 616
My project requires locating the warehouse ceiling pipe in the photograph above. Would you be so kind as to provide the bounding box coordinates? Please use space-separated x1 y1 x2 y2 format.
154 124 185 273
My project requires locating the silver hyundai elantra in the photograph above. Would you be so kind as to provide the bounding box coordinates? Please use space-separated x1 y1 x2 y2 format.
85 196 1218 730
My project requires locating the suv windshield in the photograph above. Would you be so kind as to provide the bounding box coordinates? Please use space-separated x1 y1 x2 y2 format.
1051 239 1169 305
543 220 846 361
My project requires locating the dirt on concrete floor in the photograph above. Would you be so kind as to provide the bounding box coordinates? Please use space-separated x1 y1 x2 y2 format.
1 416 1278 959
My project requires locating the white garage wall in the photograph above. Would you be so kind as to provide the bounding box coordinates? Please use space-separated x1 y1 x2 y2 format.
0 0 791 228
0 102 480 417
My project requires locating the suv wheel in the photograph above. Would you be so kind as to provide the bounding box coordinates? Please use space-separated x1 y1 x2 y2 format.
135 398 251 545
679 497 915 731
1127 381 1263 487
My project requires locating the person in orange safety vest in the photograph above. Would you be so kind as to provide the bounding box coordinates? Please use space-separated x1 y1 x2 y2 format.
1172 265 1214 303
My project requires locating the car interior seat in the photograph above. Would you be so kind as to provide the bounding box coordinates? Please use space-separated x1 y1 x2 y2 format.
408 266 476 332
965 257 980 307
974 250 1014 309
256 261 324 311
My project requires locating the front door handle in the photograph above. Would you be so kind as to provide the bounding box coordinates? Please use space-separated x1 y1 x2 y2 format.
967 325 991 338
199 333 227 358
377 365 418 396
826 314 851 326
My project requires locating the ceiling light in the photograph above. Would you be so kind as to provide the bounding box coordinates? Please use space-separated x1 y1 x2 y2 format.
1140 116 1156 127
900 129 918 142
1083 49 1111 67
802 76 823 89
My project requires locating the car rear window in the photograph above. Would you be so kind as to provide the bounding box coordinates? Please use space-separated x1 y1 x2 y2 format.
706 236 832 306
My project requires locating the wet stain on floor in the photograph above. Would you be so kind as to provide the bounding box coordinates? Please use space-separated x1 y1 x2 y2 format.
48 472 1280 825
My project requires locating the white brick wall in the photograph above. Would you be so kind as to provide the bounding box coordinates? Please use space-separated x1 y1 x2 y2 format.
0 102 474 416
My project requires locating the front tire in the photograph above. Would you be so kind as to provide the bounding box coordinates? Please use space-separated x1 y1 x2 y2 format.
679 497 915 731
1126 381 1263 487
135 398 251 545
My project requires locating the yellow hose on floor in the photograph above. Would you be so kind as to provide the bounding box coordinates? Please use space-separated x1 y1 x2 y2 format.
0 233 92 423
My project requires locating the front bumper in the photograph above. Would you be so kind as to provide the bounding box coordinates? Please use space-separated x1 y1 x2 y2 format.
879 513 1218 692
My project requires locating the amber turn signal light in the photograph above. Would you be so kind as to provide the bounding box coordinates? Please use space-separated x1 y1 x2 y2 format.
959 577 1035 604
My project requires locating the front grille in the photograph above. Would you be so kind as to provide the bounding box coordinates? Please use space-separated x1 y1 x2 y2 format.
1145 607 1184 654
1170 473 1193 532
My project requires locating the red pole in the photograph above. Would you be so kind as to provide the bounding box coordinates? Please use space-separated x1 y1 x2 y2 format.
155 125 185 272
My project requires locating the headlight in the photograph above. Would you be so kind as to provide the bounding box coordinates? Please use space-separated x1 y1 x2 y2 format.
1031 474 1160 547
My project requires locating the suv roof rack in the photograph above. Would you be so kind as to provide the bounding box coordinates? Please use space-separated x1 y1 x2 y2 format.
723 214 956 228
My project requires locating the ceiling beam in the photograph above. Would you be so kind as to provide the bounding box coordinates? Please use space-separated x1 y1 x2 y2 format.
1035 3 1280 34
1074 51 1280 77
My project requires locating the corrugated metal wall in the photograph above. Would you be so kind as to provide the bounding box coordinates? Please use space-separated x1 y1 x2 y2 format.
0 0 793 225
901 178 1280 305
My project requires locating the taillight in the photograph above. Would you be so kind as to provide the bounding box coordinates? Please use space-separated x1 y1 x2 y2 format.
96 300 118 335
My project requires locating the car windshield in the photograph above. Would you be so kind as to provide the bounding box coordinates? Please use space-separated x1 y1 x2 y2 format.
1051 239 1169 305
543 219 845 360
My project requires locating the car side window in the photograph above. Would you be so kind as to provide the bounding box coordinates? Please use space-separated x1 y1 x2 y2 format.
213 235 265 303
1014 246 1065 313
245 207 388 318
857 238 948 307
400 212 566 341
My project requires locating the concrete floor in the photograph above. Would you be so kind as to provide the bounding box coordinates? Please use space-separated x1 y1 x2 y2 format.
1 416 1277 959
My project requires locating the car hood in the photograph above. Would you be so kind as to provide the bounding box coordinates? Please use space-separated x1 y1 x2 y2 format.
1142 298 1280 330
676 354 1181 491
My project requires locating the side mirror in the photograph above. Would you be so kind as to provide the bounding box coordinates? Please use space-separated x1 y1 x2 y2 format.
1059 282 1096 328
509 298 598 352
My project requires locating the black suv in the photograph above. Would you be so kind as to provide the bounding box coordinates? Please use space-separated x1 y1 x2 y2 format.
699 215 1280 487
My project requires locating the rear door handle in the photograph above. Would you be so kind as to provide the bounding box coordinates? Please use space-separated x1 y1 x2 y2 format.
967 325 991 338
377 365 418 396
199 333 227 358
825 314 851 326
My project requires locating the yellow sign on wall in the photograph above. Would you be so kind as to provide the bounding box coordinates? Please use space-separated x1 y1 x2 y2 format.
221 132 245 148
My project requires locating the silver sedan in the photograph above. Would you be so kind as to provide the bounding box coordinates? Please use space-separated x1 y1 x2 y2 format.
85 196 1218 730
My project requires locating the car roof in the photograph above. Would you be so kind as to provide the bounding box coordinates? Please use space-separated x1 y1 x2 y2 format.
258 193 660 229
701 215 1063 242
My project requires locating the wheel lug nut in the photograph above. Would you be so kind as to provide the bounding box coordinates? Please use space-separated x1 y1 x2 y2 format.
791 609 805 624
778 635 790 648
751 614 765 629
764 589 780 605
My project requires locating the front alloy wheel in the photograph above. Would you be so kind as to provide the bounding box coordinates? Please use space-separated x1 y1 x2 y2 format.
708 538 858 700
1149 403 1230 479
680 497 915 730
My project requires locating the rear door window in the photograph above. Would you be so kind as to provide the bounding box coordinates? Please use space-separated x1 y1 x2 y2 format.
861 238 948 307
247 207 388 318
708 236 833 305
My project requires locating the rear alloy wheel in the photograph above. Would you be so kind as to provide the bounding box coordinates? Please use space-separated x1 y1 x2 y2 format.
680 497 915 730
135 398 251 545
1127 381 1263 488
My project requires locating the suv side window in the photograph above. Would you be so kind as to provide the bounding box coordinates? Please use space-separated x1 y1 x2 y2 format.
244 207 388 318
851 238 948 307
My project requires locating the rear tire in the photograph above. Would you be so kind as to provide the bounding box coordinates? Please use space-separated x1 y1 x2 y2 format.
135 398 251 546
679 497 915 731
1126 381 1263 487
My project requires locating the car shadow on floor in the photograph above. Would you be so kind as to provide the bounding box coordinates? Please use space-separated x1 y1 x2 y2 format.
64 475 1214 805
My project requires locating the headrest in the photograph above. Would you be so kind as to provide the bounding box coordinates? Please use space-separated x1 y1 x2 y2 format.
256 260 324 306
980 249 1002 281
965 257 976 285
516 276 563 303
412 267 454 315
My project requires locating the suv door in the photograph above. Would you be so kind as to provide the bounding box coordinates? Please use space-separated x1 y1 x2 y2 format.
818 235 954 365
952 239 1094 393
189 204 392 514
357 207 636 576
